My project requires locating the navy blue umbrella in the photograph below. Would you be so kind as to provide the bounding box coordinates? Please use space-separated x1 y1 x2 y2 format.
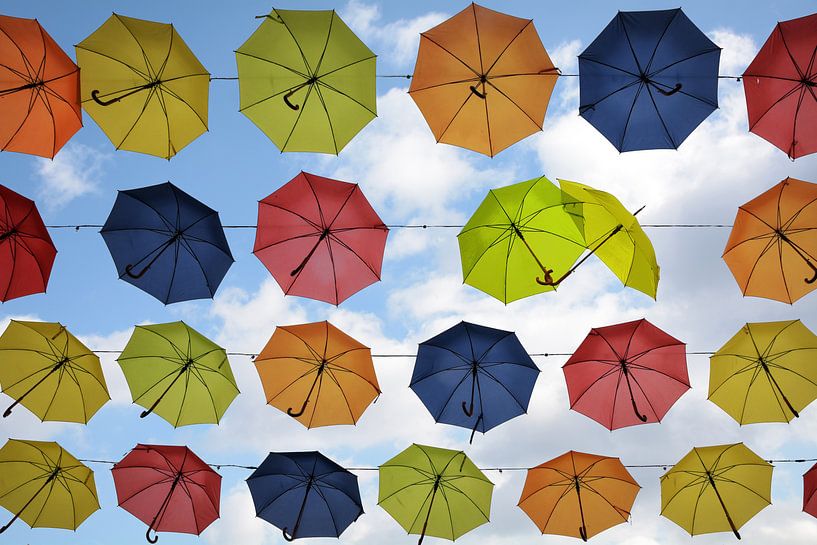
101 182 233 304
410 321 540 443
247 451 363 541
578 9 721 151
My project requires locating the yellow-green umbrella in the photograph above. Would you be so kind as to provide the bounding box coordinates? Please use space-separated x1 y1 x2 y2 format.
0 320 109 423
75 14 209 159
0 439 100 533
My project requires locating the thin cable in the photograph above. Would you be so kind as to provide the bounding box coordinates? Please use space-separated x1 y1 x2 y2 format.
209 75 410 80
210 76 239 81
89 350 715 358
45 223 734 231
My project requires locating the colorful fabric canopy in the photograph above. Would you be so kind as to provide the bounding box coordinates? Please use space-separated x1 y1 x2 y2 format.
805 461 817 520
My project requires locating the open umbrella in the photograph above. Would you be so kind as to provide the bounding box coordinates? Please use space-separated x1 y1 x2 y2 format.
112 444 221 543
805 461 817 519
379 444 493 544
518 451 640 541
0 185 57 302
743 13 817 159
0 320 109 423
254 321 379 428
236 8 376 154
253 171 388 305
409 3 559 157
101 181 234 304
709 320 817 424
578 8 720 151
723 177 817 304
0 15 81 158
118 321 239 427
247 451 363 541
75 14 209 159
563 318 689 430
410 321 539 443
0 439 99 533
660 443 772 539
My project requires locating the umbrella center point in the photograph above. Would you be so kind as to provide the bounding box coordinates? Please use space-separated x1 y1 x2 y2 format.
0 227 17 241
307 75 319 85
479 74 487 84
639 73 650 84
803 77 815 87
619 359 629 372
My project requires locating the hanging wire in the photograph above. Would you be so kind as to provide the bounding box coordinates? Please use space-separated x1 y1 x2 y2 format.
88 349 714 358
45 223 733 231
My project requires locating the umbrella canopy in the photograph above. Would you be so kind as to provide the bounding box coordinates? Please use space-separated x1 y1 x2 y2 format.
0 185 57 302
518 451 640 541
253 171 388 305
709 320 817 424
0 320 109 423
101 181 234 304
112 444 221 543
236 8 376 154
409 3 559 157
563 318 689 430
0 15 81 158
660 443 772 539
578 9 720 151
247 451 363 541
410 321 539 442
379 444 493 544
118 321 238 427
805 462 817 519
743 13 817 159
254 321 379 428
75 14 209 159
0 439 99 533
723 177 817 304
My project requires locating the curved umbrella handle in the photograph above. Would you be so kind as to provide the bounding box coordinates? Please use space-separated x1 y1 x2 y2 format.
805 260 817 284
125 263 151 279
655 83 682 96
469 85 486 99
535 268 555 286
91 89 121 106
579 525 588 542
283 89 300 111
282 527 295 541
146 527 159 543
461 400 474 417
286 401 307 418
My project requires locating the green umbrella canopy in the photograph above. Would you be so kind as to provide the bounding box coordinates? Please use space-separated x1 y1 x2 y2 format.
236 8 377 154
118 321 239 427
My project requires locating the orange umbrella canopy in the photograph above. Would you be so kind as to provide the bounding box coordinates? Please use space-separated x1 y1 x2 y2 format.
518 451 640 541
409 3 558 157
0 15 81 158
723 177 817 304
254 321 380 428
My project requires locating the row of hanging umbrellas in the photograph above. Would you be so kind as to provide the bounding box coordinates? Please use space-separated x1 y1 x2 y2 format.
1 7 815 159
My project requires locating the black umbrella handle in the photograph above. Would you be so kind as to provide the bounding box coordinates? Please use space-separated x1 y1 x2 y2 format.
290 231 329 277
469 85 486 99
140 365 189 419
287 365 324 418
709 476 741 539
623 367 649 422
283 89 301 111
418 479 440 545
0 470 58 533
145 472 182 543
468 413 483 445
575 478 588 542
125 235 180 280
654 82 682 96
3 360 65 418
283 479 313 541
777 234 817 284
91 81 160 107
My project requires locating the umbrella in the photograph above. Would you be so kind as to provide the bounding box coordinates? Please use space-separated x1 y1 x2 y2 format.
660 443 772 539
723 177 817 304
112 444 221 543
743 13 817 159
118 321 239 427
0 320 109 423
409 3 559 157
0 439 99 533
236 8 376 154
75 14 209 159
254 320 379 428
379 444 493 544
518 451 640 541
0 185 57 301
410 321 539 443
247 451 363 541
563 318 689 430
101 181 234 304
805 461 817 519
709 320 817 424
0 15 81 158
578 8 721 151
253 171 388 305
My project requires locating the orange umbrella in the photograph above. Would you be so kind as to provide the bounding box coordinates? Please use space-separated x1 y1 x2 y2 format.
723 177 817 304
254 321 380 428
409 3 558 157
0 15 81 158
518 451 640 541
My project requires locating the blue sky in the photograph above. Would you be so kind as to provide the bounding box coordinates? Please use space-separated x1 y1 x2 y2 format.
2 1 817 544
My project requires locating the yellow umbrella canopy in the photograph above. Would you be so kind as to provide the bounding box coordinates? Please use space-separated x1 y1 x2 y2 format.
75 14 209 159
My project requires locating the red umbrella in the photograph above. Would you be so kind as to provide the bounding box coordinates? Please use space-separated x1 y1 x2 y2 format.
805 461 817 519
253 171 389 305
0 185 56 301
112 444 221 543
563 319 690 430
743 13 817 159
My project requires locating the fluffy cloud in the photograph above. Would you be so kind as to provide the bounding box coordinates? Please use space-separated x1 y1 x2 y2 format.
34 142 108 210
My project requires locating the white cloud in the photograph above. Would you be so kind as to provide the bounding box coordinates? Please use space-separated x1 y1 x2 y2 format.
34 142 107 210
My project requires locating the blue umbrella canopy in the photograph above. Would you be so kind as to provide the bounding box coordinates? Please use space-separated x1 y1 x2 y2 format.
578 8 721 151
246 451 363 541
100 182 233 304
410 321 540 443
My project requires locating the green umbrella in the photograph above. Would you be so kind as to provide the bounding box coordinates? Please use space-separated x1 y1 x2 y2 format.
379 444 493 544
236 8 376 154
118 321 239 427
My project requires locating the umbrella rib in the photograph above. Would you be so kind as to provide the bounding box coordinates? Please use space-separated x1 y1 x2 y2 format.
580 480 632 522
324 364 380 394
176 235 222 297
326 231 381 278
714 474 771 504
280 82 313 151
478 367 528 412
311 483 342 536
644 82 679 148
619 15 646 75
643 9 681 75
618 81 646 150
746 83 803 131
74 46 150 82
235 50 308 79
777 24 807 81
419 35 481 79
409 76 481 94
187 364 223 422
378 478 435 505
485 79 543 130
312 81 340 154
0 78 40 152
436 91 478 145
255 480 308 516
317 54 376 80
316 78 378 117
484 20 533 75
323 369 357 422
257 201 323 232
579 56 640 78
154 76 210 134
566 366 620 408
